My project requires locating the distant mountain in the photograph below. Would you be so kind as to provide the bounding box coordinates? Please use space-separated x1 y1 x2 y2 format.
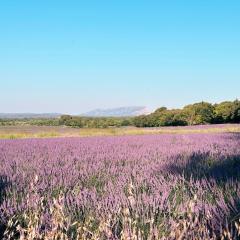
0 113 62 119
81 106 149 117
0 107 151 119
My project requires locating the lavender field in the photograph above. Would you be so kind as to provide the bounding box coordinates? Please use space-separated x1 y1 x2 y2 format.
1 133 240 239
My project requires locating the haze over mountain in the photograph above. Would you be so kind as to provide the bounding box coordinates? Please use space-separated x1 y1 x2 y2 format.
81 106 150 117
0 113 62 119
0 107 151 119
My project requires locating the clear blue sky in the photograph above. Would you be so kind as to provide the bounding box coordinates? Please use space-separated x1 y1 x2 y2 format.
1 1 240 114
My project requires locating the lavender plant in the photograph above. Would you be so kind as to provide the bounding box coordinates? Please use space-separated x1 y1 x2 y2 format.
0 132 240 239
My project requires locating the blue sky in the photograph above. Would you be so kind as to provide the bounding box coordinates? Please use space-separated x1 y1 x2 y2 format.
1 1 240 114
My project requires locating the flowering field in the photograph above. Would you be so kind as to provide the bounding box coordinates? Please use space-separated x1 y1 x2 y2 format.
0 133 240 239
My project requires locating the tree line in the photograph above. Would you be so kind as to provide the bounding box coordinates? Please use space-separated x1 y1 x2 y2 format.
133 99 240 127
59 115 133 128
0 116 133 128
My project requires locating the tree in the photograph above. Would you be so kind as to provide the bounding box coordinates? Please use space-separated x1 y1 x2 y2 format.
231 99 240 123
213 101 234 123
154 107 167 114
133 115 155 127
153 110 187 126
59 115 72 125
183 102 214 125
213 100 240 123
